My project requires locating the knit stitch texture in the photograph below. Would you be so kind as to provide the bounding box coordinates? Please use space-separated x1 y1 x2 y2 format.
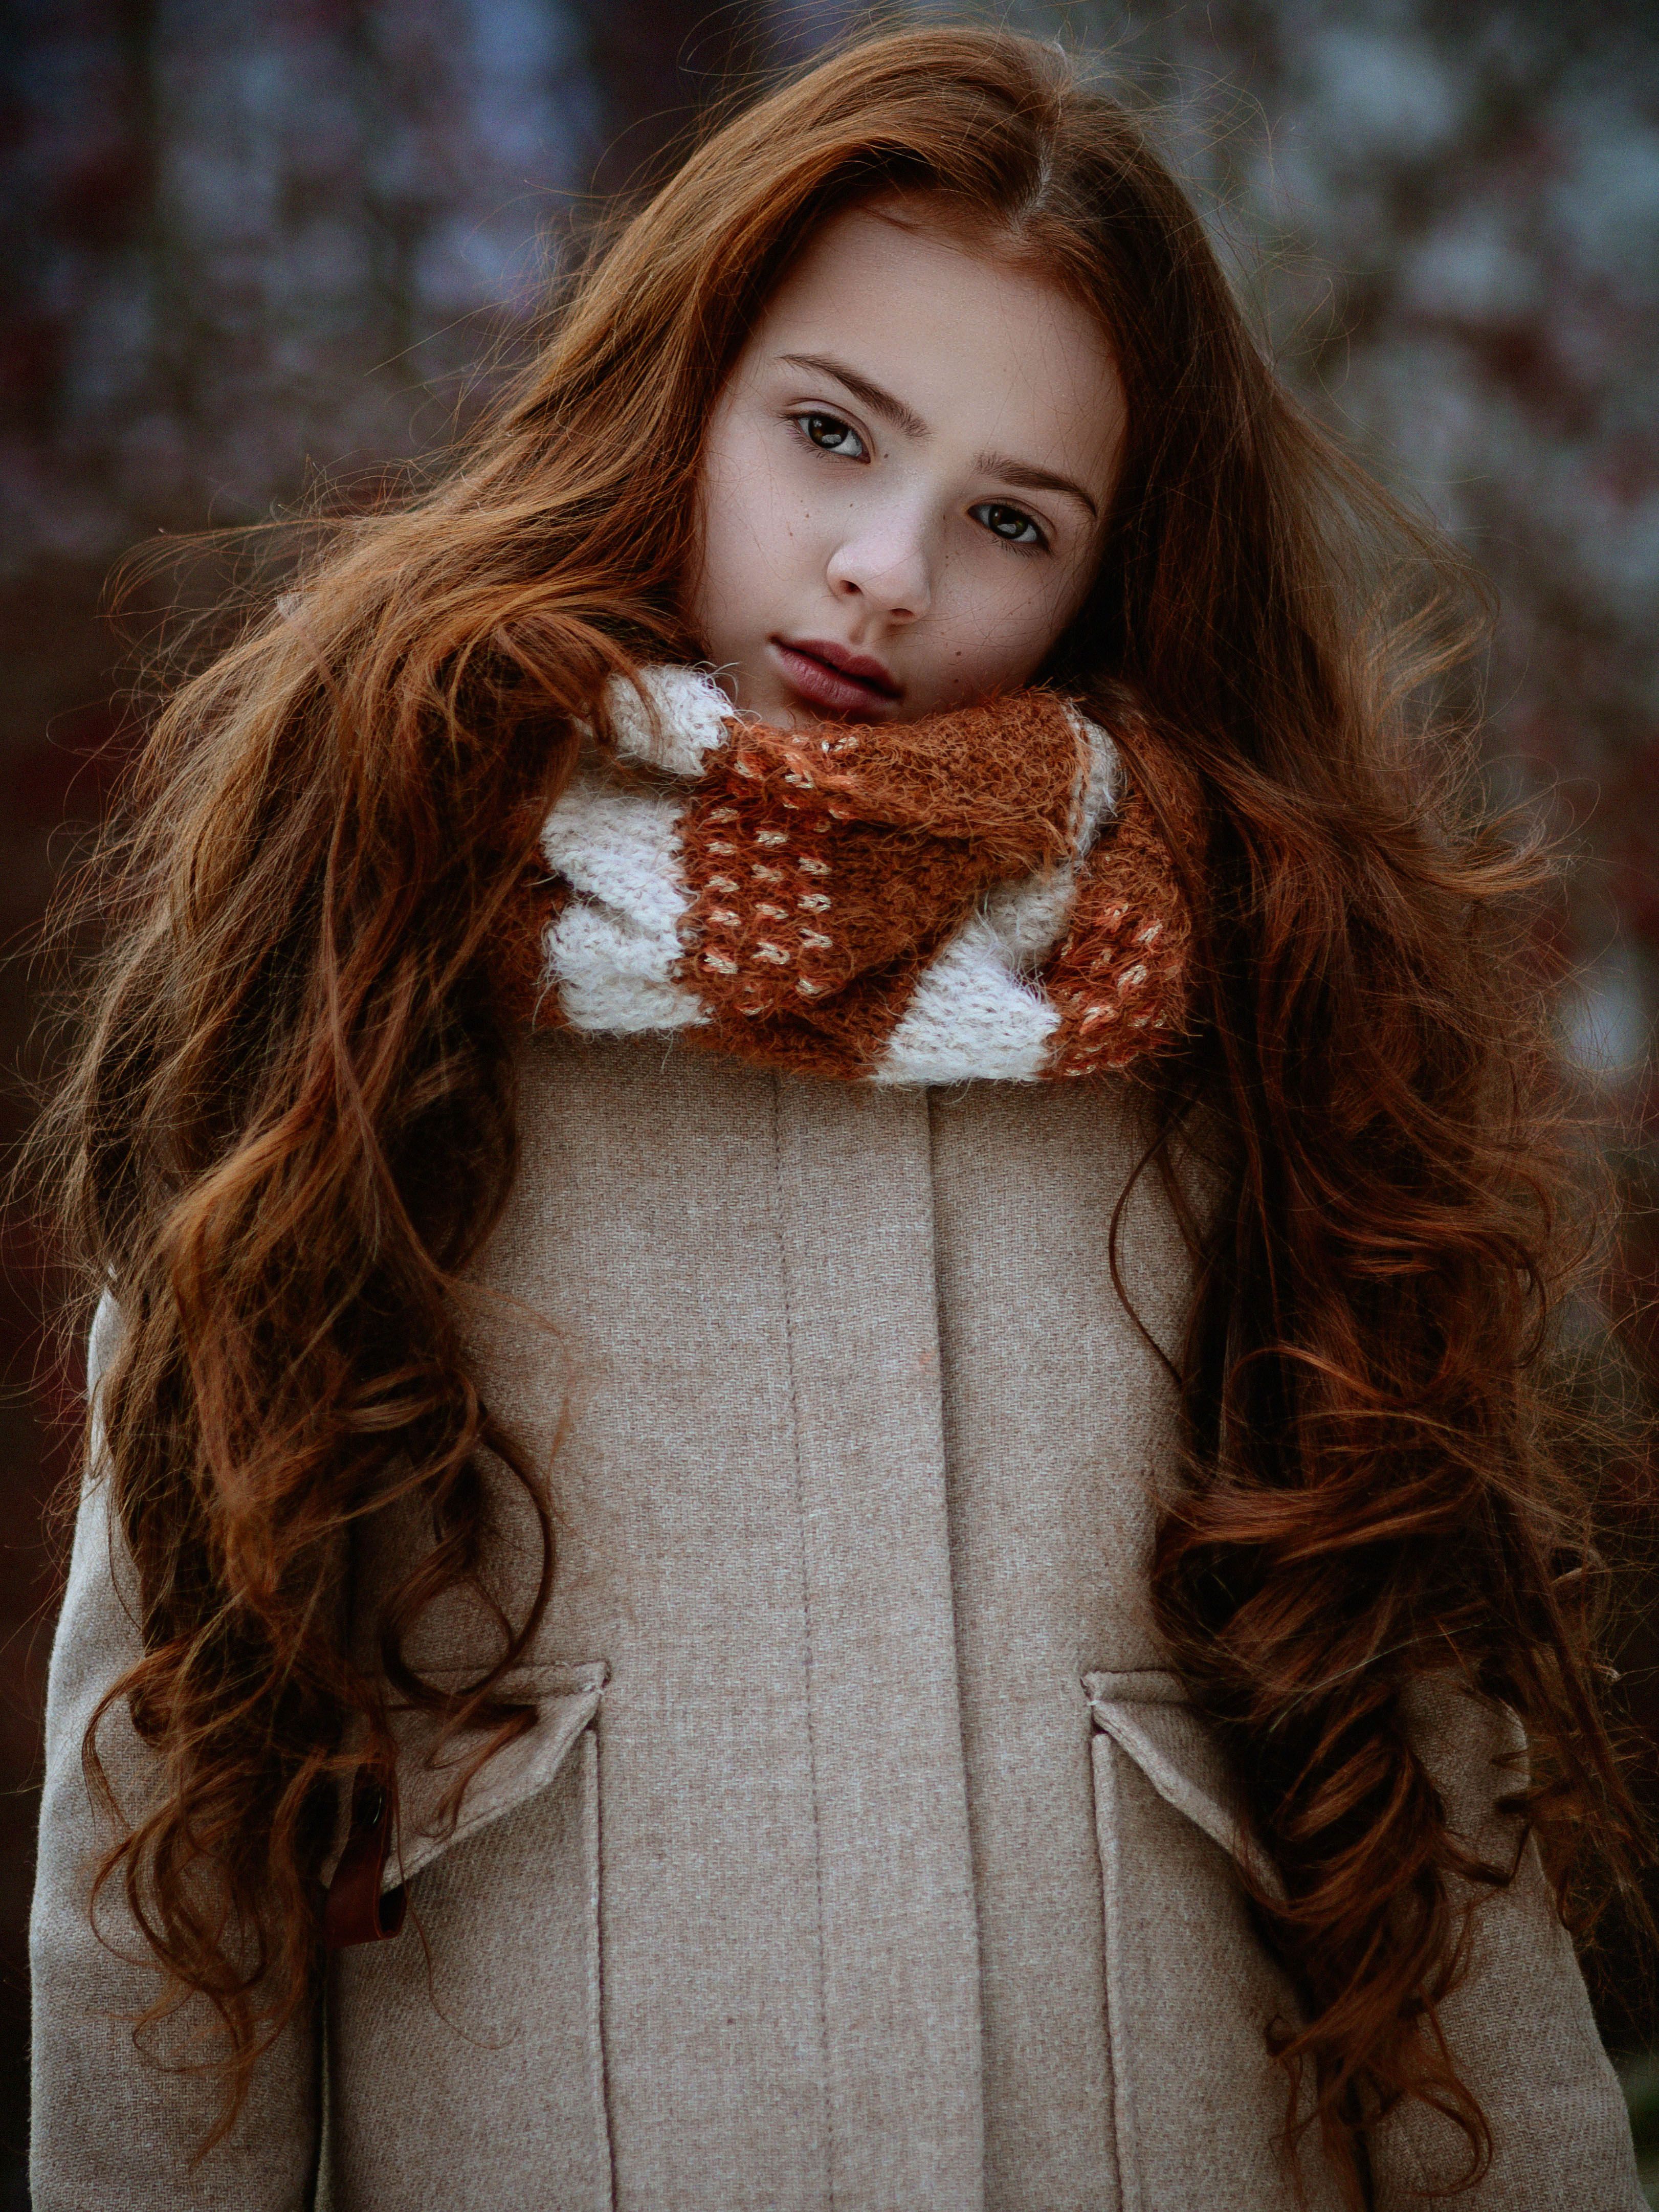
519 666 1191 1084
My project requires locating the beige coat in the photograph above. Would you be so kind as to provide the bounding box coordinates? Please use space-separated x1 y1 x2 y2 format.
31 1032 1643 2210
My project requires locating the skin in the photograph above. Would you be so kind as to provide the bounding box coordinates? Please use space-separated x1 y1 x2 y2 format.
685 200 1127 727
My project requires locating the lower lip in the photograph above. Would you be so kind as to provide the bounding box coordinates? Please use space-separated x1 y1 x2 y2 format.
769 640 899 718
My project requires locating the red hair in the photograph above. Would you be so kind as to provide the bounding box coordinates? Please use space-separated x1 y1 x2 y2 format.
37 25 1645 2191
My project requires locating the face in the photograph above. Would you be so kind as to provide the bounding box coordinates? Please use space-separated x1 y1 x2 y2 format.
686 201 1125 726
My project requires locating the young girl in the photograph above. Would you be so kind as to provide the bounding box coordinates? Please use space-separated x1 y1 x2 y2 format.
28 27 1648 2211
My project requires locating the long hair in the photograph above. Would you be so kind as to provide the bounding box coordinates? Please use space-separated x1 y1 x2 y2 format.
37 24 1644 2188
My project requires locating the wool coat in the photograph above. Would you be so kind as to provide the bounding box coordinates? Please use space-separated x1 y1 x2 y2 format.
30 1030 1645 2211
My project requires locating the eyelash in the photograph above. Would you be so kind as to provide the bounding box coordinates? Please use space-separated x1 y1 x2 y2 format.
785 410 1051 554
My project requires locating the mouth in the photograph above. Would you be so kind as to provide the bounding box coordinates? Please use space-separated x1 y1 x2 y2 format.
769 636 902 718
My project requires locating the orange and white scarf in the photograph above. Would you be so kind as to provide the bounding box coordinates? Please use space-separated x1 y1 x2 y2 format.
524 666 1191 1084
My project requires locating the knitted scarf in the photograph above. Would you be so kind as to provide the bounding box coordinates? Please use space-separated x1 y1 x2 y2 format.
519 666 1192 1085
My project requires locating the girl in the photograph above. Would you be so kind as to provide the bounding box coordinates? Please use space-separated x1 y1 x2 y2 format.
28 27 1648 2211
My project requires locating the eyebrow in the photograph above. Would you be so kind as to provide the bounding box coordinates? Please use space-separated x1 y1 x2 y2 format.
777 350 1100 520
779 352 930 439
976 452 1099 521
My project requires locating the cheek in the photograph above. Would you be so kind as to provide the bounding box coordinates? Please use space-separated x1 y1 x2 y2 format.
940 550 1089 689
696 424 800 608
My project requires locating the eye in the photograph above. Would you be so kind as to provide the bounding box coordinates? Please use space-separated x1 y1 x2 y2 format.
793 410 868 460
970 501 1048 549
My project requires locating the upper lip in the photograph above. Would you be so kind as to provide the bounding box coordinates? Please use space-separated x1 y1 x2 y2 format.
775 636 901 698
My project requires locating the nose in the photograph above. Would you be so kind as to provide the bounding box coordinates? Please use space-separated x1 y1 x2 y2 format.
825 507 933 624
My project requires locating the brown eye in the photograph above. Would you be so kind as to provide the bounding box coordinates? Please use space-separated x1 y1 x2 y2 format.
972 501 1046 548
799 412 867 459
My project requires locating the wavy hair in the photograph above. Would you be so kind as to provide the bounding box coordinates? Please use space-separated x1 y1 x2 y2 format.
36 23 1645 2191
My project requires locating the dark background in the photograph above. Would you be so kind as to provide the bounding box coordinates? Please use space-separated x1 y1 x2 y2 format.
4 3 1656 2202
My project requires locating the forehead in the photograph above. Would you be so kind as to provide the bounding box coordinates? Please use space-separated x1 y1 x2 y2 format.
741 203 1120 484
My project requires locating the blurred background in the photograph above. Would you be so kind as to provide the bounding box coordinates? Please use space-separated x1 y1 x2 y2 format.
2 1 1655 2201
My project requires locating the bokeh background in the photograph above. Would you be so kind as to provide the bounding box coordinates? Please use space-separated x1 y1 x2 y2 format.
3 2 1656 2201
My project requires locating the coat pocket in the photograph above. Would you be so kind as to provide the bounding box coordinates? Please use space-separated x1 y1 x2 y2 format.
1083 1670 1348 2212
321 1663 613 2212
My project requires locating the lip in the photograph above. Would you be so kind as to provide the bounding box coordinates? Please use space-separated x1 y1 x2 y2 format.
769 636 902 718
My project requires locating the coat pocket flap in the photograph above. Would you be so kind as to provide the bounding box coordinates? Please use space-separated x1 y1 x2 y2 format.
393 1660 608 1889
1082 1669 1283 1904
321 1661 608 1892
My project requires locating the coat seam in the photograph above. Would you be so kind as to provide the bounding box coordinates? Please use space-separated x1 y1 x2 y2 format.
924 1085 994 2164
1092 1733 1142 2212
583 1726 616 2212
769 1072 838 2212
